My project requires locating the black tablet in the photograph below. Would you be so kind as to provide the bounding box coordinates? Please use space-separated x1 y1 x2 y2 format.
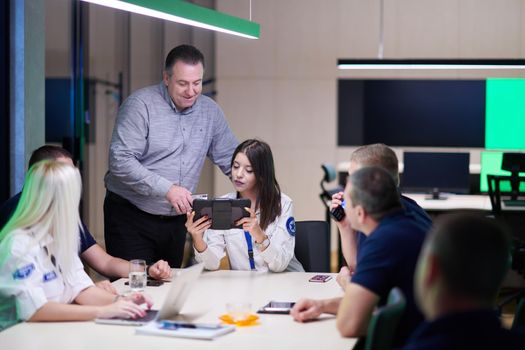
192 198 251 230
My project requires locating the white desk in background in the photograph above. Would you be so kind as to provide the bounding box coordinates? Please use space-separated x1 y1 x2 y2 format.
404 193 525 212
0 270 356 350
403 193 492 211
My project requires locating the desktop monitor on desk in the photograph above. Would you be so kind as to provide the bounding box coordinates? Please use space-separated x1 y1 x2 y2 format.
401 152 471 199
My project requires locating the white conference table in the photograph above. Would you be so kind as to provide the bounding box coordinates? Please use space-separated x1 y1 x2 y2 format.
0 270 357 350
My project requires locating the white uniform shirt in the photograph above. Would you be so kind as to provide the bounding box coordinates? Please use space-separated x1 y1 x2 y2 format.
194 192 304 272
0 228 94 322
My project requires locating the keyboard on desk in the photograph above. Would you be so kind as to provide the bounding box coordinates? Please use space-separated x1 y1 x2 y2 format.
503 199 525 207
133 309 159 323
95 309 159 326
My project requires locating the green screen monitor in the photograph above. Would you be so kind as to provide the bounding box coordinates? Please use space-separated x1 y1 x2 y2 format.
480 151 525 192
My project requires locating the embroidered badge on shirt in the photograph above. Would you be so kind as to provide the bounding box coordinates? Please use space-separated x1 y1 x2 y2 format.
12 263 35 280
43 271 58 282
286 217 296 236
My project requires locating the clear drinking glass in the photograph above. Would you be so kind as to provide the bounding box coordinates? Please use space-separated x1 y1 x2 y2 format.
129 259 147 292
226 302 252 322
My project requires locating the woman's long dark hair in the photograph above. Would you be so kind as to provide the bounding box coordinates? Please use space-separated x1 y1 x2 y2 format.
231 139 281 231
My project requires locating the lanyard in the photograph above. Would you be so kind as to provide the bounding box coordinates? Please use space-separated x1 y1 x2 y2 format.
243 231 256 270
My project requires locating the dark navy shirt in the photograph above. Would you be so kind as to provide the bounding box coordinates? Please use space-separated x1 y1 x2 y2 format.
402 310 525 350
400 195 433 229
356 195 432 249
351 209 428 347
0 193 97 253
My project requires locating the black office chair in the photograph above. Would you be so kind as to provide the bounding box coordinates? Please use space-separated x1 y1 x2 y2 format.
294 221 330 273
512 296 525 333
319 164 344 268
319 163 344 221
0 296 18 331
498 283 525 332
487 153 525 276
487 153 525 214
361 287 406 350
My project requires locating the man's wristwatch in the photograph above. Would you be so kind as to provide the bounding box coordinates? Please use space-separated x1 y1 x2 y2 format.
254 236 270 250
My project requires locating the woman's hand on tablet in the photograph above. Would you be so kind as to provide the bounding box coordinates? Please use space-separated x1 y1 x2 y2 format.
185 211 211 252
236 207 265 243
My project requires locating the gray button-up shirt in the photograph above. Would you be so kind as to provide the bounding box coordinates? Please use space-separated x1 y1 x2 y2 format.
105 82 238 216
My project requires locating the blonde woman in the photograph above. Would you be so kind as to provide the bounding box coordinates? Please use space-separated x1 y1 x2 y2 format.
0 161 151 330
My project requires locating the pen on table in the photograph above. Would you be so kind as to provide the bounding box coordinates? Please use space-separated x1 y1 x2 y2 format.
160 321 197 329
159 321 221 330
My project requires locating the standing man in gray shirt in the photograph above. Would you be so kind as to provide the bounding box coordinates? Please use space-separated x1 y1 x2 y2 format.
104 45 238 268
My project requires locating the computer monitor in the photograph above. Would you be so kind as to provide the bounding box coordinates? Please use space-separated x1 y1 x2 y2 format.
401 152 471 198
337 79 485 147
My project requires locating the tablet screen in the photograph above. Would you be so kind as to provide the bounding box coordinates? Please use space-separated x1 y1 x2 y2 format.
193 198 251 230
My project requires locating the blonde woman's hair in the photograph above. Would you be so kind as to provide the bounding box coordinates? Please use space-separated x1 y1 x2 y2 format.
0 161 82 282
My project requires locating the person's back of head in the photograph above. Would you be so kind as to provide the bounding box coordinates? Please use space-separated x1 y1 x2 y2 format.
346 166 402 222
350 143 399 186
0 160 82 278
416 213 510 318
28 145 73 169
164 44 205 73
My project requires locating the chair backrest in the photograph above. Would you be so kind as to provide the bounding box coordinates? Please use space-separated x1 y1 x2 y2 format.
364 287 407 350
294 220 330 273
487 154 525 214
512 297 525 333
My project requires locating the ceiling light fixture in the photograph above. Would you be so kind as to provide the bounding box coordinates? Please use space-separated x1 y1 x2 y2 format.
337 59 525 70
80 0 260 39
337 0 525 70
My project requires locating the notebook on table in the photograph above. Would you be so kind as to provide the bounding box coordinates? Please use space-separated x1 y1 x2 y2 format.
136 319 235 340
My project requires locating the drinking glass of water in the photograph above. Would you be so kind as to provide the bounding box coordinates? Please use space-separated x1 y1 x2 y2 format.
129 259 147 292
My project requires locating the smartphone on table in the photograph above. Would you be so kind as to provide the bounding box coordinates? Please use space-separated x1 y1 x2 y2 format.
257 301 296 314
308 274 333 283
125 279 164 287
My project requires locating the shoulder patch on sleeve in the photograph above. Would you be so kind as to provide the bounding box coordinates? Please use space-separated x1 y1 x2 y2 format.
43 271 57 282
286 217 296 236
12 263 35 280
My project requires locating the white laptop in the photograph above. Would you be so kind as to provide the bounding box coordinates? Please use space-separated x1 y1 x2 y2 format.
95 263 204 326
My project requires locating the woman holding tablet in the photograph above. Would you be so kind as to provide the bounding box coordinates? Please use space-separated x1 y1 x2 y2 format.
0 161 151 330
186 139 303 272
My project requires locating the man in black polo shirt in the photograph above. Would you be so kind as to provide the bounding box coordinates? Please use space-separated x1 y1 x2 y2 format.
403 214 525 349
291 166 427 347
331 143 432 289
